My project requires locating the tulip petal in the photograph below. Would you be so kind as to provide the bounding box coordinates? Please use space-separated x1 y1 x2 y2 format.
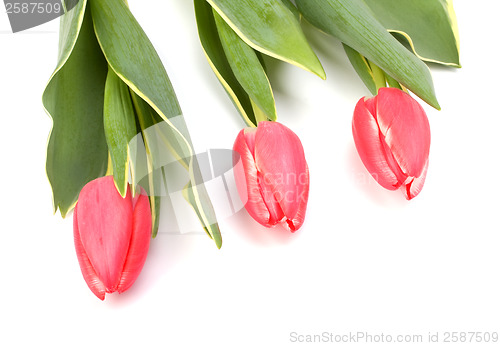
117 189 152 293
380 132 408 185
284 163 309 232
257 171 284 226
403 158 429 200
73 206 106 300
76 176 133 292
233 128 271 226
376 88 431 178
352 97 400 190
254 122 308 223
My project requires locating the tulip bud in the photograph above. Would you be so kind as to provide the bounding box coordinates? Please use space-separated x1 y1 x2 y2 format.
352 88 431 199
73 176 151 300
233 121 309 232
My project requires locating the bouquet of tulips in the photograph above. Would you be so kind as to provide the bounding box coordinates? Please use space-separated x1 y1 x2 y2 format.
42 0 460 299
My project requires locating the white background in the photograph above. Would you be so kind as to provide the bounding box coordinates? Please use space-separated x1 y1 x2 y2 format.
1 1 499 345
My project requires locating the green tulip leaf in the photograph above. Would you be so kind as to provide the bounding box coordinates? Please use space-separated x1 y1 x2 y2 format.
255 50 268 73
344 44 404 95
91 0 221 248
364 0 460 67
182 179 223 248
385 74 404 90
132 93 221 243
343 44 377 95
295 0 440 109
42 0 108 217
194 0 257 127
213 10 277 122
103 68 138 197
130 91 164 238
279 0 300 20
132 91 221 243
206 0 325 79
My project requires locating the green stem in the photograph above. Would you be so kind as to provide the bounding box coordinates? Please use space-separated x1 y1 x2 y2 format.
251 99 268 125
385 74 404 91
254 110 268 123
368 60 387 92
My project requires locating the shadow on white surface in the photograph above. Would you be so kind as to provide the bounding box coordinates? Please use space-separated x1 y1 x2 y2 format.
100 233 195 306
226 208 300 246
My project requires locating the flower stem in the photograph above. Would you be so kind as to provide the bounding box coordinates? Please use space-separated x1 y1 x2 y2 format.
251 99 268 125
385 74 403 90
368 60 387 92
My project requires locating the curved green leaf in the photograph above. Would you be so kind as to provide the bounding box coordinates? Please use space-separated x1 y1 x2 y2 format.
103 68 137 197
51 0 86 76
194 0 257 127
42 0 108 217
131 92 221 242
385 74 404 90
343 44 377 95
364 0 460 67
183 181 222 248
279 0 300 20
344 44 404 95
207 0 325 79
90 0 221 248
90 0 181 121
295 0 440 109
130 91 164 238
213 10 276 121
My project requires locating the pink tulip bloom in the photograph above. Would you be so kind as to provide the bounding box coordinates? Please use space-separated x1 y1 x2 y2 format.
233 121 309 232
73 176 151 300
352 88 431 200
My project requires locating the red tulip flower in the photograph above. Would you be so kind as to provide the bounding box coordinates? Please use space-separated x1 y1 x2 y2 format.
73 176 151 300
233 121 309 232
352 88 431 199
